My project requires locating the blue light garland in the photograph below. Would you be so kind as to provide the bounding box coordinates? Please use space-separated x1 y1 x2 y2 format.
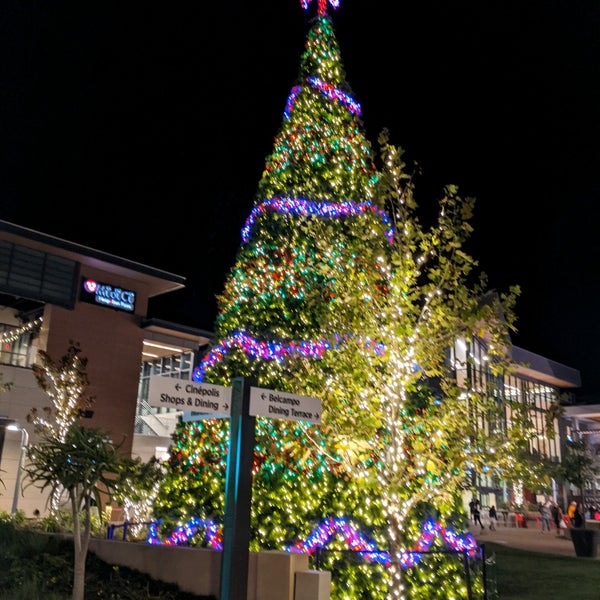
193 331 385 382
284 85 302 119
146 516 478 569
241 197 393 244
147 517 222 550
287 518 478 568
307 76 361 115
284 78 361 120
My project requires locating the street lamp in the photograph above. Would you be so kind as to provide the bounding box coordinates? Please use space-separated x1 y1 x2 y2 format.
7 424 29 514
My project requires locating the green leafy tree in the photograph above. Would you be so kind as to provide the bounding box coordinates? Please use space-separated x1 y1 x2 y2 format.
113 455 165 537
24 424 132 600
559 438 599 528
23 342 162 600
29 341 94 442
362 133 533 598
27 341 95 512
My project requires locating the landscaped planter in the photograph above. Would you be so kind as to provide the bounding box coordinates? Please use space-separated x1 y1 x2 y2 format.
568 528 600 558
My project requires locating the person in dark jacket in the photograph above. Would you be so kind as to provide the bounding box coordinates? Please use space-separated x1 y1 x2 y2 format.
572 502 584 528
551 502 565 536
472 500 484 531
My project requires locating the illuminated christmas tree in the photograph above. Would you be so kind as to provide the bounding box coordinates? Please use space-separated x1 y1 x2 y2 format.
155 1 391 597
154 2 514 598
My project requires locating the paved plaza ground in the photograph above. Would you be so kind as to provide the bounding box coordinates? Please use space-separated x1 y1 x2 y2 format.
470 521 594 558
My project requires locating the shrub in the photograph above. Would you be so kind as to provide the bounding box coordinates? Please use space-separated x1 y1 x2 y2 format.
0 521 214 600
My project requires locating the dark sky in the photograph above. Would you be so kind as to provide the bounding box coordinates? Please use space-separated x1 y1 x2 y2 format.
2 1 599 398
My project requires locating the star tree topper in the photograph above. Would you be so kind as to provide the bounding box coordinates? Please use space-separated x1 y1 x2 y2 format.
300 0 340 17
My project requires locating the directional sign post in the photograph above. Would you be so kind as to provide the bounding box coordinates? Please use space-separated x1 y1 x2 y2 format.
219 376 256 600
249 386 321 425
180 379 319 600
147 376 232 418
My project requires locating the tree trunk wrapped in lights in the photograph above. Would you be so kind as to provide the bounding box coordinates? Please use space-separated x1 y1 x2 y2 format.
368 133 544 599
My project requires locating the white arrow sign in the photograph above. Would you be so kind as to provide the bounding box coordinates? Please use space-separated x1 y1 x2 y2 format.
249 386 321 425
148 376 232 417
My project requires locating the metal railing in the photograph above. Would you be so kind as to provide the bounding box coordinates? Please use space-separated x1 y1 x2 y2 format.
310 544 496 600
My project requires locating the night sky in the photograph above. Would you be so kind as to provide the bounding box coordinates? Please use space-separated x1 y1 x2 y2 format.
2 1 599 398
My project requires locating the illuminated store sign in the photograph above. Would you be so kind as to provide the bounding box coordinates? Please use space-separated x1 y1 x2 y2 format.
80 278 136 313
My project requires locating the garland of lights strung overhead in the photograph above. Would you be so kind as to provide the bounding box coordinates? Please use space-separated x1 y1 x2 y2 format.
0 318 42 344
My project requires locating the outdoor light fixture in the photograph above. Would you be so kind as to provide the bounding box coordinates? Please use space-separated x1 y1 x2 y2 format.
143 341 184 353
7 424 29 514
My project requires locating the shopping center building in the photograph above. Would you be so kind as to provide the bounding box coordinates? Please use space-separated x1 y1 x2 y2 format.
0 218 594 517
0 219 211 515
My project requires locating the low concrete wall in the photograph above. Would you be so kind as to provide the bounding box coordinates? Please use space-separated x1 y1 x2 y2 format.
89 539 312 600
294 570 331 600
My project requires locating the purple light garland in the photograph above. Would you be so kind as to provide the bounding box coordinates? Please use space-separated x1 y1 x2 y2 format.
241 197 393 244
193 331 385 382
287 517 478 568
284 78 361 120
307 76 361 116
147 517 222 550
147 516 477 569
284 85 302 119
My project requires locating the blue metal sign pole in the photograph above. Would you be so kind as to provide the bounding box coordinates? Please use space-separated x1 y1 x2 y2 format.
219 376 256 600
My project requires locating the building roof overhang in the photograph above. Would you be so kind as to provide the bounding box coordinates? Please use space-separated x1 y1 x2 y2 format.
511 345 581 389
0 219 186 298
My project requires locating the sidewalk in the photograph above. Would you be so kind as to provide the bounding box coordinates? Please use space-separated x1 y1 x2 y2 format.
469 522 582 558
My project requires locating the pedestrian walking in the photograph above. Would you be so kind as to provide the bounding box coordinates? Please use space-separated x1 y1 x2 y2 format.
488 505 497 531
568 500 577 521
469 497 477 520
550 501 565 537
472 500 485 531
572 502 584 528
540 500 552 532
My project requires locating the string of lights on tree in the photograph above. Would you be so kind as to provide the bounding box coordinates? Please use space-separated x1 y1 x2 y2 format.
146 516 478 571
0 317 42 344
154 2 483 598
194 330 386 382
241 198 393 244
